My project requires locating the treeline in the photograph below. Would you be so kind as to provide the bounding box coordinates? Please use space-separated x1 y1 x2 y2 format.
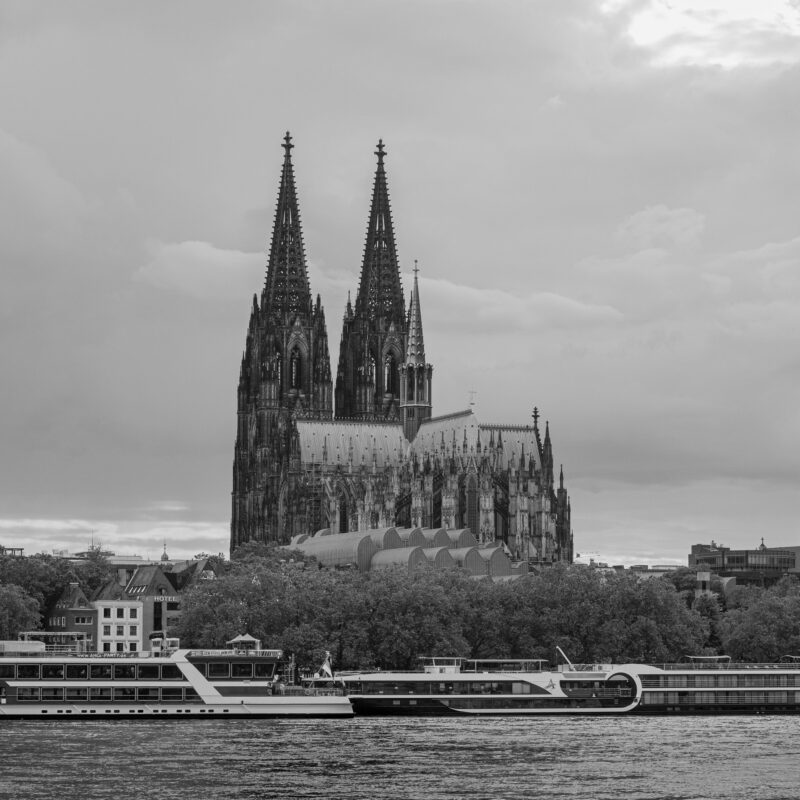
176 544 800 670
0 550 117 639
3 545 800 671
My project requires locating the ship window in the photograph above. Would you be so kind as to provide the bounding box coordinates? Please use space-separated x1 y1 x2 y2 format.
254 663 275 679
66 688 88 702
0 665 15 679
90 664 112 680
41 688 63 702
185 688 201 703
17 664 39 680
232 663 253 679
192 663 207 677
136 688 159 702
113 688 136 702
208 662 230 679
161 687 183 702
18 688 40 702
42 664 64 680
138 664 159 680
113 664 136 680
89 688 112 702
161 664 183 681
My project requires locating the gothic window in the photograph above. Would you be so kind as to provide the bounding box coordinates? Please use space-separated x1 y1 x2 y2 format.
407 365 415 402
384 354 397 394
369 354 376 383
275 354 282 390
290 350 301 390
467 476 479 539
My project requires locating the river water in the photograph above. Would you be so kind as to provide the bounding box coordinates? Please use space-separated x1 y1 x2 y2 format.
1 716 798 800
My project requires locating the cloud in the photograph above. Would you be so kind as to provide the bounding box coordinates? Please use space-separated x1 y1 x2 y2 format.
615 204 706 249
134 240 264 301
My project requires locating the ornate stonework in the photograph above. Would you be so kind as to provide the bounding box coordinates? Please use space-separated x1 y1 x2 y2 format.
231 135 573 565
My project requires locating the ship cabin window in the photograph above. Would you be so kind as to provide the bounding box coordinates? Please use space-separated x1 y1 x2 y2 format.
254 662 276 679
17 664 39 680
41 688 63 702
185 688 201 703
66 688 87 702
113 664 136 680
113 688 136 702
161 687 183 702
89 688 112 702
66 664 88 680
161 664 183 681
208 662 230 679
138 664 159 680
90 664 112 680
137 688 159 702
0 665 15 679
232 663 253 679
42 664 64 680
18 688 40 702
192 663 207 677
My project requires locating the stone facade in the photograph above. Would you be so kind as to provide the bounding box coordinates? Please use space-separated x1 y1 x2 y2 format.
231 134 573 565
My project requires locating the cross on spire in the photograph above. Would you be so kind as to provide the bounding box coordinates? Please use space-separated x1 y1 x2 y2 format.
413 259 419 278
375 139 386 164
282 131 294 155
532 406 539 428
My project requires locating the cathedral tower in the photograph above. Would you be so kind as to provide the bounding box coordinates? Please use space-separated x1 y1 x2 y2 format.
231 133 333 551
399 262 433 441
335 140 407 421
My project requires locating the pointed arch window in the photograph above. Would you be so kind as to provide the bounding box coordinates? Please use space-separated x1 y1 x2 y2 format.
384 354 397 394
290 350 302 390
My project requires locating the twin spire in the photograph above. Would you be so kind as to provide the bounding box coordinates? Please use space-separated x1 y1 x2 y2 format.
263 131 312 318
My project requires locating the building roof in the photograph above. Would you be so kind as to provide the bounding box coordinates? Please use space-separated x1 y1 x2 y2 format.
411 410 542 470
296 419 408 468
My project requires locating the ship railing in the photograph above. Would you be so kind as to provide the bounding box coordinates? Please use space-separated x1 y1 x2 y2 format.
274 686 345 697
185 649 283 659
656 661 800 671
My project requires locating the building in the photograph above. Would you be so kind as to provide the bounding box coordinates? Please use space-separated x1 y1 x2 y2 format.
689 540 796 586
231 134 573 566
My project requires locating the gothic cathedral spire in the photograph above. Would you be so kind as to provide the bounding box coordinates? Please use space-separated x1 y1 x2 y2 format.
231 133 333 552
400 262 433 440
262 131 313 319
335 140 407 421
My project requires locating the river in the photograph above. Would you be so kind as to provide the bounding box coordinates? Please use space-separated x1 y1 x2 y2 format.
1 716 798 799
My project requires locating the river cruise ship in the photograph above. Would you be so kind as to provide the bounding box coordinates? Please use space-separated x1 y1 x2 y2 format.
324 653 800 716
0 637 352 719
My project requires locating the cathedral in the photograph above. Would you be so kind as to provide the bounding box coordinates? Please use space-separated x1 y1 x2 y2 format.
230 133 573 565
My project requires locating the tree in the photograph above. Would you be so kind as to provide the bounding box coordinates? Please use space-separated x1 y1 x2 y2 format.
0 584 41 638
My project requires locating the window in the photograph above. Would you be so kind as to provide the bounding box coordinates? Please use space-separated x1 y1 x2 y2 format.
116 608 125 619
66 665 88 680
17 664 39 679
208 662 229 679
91 664 112 679
75 616 92 625
103 626 111 636
89 687 112 702
116 626 124 636
116 643 124 652
129 608 137 620
129 643 137 652
129 626 137 636
42 664 64 680
103 643 111 652
138 664 159 680
113 664 135 680
103 608 111 619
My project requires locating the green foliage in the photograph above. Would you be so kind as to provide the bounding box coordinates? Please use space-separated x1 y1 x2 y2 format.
0 584 41 638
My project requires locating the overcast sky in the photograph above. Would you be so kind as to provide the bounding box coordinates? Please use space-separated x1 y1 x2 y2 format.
1 0 799 564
